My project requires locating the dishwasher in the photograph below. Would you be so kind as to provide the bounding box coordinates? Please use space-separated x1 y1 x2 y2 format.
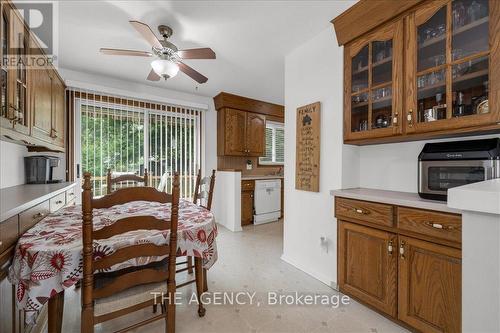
253 179 281 225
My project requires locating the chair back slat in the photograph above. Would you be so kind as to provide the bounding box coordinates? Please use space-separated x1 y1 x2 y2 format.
93 244 170 271
93 267 168 300
92 187 172 209
93 216 171 240
192 169 216 210
107 168 149 194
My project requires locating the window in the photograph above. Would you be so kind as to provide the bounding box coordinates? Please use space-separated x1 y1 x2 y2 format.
76 90 201 198
259 121 284 165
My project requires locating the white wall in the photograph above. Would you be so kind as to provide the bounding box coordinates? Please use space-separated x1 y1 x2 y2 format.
0 141 66 189
282 27 358 286
358 133 500 193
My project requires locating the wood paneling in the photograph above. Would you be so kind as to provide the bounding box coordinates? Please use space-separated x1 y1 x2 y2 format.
338 221 397 317
397 207 461 244
335 197 393 227
214 92 284 118
331 0 425 46
398 235 461 333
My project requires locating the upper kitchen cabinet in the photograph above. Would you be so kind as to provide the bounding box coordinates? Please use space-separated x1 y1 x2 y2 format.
344 20 404 142
333 0 500 145
0 1 29 136
405 0 498 134
217 107 265 156
214 92 283 157
0 0 66 151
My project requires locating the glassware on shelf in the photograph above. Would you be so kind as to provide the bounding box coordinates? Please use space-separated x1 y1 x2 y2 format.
468 0 482 23
453 1 466 28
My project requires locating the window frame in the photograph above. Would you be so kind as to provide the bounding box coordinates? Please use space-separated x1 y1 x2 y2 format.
259 120 284 166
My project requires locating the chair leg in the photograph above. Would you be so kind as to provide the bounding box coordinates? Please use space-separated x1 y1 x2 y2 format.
187 256 193 274
203 268 208 292
153 303 158 313
81 308 94 333
166 282 176 333
194 257 206 317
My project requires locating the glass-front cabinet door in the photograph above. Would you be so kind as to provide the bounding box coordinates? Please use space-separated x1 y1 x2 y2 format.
345 20 403 142
405 0 499 133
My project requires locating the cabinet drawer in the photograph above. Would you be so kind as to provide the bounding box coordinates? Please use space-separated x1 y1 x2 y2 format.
66 186 76 204
335 197 393 227
50 193 66 213
397 207 461 243
0 216 19 253
241 180 255 191
19 201 49 234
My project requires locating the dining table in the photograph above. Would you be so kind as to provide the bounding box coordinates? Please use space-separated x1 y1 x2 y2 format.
8 198 218 333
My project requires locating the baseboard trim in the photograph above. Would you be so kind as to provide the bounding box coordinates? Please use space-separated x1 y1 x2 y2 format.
280 254 337 290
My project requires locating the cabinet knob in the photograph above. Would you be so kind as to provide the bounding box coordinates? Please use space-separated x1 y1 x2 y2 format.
407 109 413 127
56 200 63 204
33 212 45 219
388 240 394 255
0 240 3 247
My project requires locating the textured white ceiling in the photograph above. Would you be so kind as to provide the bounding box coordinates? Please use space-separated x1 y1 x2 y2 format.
58 0 354 104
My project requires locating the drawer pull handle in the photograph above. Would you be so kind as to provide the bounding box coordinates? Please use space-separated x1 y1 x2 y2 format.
56 200 63 204
68 192 74 196
33 212 45 219
388 240 393 255
399 241 405 260
425 222 452 230
353 208 368 215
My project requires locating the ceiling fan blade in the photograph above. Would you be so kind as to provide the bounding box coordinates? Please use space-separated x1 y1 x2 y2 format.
177 48 216 59
147 69 161 81
178 62 208 84
129 20 163 49
100 48 152 57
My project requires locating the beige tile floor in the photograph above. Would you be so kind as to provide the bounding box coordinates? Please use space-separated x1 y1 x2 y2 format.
60 221 409 333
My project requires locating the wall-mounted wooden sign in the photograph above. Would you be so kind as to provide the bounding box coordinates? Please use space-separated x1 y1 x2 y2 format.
295 102 320 192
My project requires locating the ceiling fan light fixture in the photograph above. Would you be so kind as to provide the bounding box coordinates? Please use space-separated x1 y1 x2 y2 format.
151 59 179 79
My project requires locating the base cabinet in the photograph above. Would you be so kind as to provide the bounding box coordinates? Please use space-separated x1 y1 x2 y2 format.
336 198 462 333
338 221 397 317
398 236 461 333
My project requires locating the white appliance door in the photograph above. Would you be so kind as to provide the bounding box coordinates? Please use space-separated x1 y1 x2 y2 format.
254 180 281 214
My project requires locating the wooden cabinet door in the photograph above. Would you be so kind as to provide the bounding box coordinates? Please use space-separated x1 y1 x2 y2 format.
241 190 254 225
344 19 404 143
224 108 247 156
31 67 53 143
398 235 461 333
0 256 14 333
338 221 397 316
245 112 265 156
51 73 65 148
405 0 499 134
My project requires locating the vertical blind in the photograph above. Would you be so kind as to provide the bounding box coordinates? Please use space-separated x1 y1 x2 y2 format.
260 121 284 164
68 88 202 198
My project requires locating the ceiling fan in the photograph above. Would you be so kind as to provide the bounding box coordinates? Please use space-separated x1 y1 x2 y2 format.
100 21 215 84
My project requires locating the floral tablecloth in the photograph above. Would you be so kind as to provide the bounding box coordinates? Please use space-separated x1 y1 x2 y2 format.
8 199 218 324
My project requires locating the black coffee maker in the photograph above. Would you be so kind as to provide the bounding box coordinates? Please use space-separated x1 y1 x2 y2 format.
24 156 62 184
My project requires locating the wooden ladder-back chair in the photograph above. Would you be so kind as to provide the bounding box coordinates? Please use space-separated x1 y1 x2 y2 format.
106 168 149 194
180 169 215 289
81 172 202 333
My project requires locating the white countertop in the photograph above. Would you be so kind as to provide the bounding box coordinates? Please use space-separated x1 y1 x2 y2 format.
241 175 284 180
448 179 500 215
330 187 461 214
0 182 76 221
